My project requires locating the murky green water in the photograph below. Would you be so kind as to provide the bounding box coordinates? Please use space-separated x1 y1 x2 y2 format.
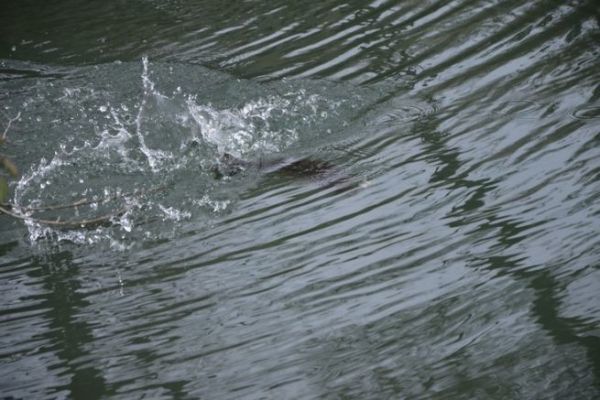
1 1 599 399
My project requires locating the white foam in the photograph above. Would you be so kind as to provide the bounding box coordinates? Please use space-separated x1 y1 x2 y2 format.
193 195 231 213
158 204 192 221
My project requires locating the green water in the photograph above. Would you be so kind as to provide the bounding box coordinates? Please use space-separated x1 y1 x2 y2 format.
1 1 599 399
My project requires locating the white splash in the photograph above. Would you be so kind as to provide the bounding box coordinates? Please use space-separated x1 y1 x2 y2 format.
11 57 351 246
193 195 231 213
186 95 300 157
158 204 192 221
134 56 172 171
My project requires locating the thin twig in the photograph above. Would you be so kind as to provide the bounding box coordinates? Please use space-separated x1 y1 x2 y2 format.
0 185 168 230
15 185 167 212
0 204 126 230
2 111 21 140
23 197 92 211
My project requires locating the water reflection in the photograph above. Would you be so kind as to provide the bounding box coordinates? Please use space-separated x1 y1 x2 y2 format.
32 253 108 399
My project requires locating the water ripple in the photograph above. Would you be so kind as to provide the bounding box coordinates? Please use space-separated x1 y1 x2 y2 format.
1 0 599 398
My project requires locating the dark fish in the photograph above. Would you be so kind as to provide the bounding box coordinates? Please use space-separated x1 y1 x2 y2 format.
211 152 340 181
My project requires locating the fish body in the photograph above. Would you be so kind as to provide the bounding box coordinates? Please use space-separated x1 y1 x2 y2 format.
212 153 338 180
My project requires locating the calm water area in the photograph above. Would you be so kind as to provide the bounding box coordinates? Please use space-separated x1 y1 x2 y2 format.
1 1 599 399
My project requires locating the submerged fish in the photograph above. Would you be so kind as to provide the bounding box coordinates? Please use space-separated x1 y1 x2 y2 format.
211 152 342 182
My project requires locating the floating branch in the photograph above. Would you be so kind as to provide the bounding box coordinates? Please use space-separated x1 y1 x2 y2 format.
0 204 125 230
0 185 167 230
14 185 167 213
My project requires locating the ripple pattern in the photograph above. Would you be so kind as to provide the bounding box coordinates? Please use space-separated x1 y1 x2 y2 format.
1 0 599 399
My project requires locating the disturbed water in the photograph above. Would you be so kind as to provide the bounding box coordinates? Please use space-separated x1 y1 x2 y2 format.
1 1 599 399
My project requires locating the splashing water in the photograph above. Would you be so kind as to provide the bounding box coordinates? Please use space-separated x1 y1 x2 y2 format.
6 58 382 245
133 56 172 172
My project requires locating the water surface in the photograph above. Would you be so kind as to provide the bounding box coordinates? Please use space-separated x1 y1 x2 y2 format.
1 0 599 399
